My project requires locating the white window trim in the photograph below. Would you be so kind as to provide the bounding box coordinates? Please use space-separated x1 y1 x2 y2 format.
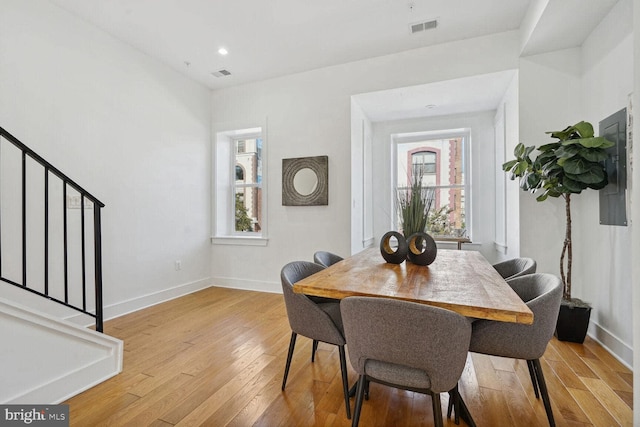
212 121 268 246
391 128 471 239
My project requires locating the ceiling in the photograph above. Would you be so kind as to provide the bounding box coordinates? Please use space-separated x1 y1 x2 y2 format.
48 0 619 121
49 0 532 90
353 70 517 122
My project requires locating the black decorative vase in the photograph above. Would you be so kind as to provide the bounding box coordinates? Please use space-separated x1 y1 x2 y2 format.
555 302 591 343
406 232 437 266
380 231 408 264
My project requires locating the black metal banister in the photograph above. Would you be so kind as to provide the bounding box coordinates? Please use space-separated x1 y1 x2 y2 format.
0 126 105 332
0 127 105 208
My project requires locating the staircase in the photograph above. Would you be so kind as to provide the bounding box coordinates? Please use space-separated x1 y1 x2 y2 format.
0 127 122 404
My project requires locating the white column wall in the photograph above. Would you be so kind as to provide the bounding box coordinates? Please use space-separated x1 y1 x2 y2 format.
496 74 521 261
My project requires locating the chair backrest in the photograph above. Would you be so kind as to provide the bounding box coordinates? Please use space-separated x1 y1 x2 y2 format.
313 251 344 268
493 257 536 280
470 273 562 360
280 261 345 345
341 296 471 393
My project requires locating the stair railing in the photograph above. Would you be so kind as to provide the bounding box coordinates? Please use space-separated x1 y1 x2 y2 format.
0 127 104 332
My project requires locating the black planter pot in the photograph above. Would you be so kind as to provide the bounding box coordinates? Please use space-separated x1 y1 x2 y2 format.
555 302 591 343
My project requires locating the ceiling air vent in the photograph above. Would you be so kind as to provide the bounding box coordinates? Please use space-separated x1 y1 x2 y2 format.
410 19 438 34
212 69 231 78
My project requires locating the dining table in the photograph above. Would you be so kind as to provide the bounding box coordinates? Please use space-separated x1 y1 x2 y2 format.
293 247 533 427
293 247 533 324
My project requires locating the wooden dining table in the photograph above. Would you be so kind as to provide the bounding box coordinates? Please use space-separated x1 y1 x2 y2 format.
293 247 533 325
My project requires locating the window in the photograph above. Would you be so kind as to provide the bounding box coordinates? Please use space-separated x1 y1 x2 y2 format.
395 131 468 238
213 126 267 245
412 151 437 176
234 138 262 233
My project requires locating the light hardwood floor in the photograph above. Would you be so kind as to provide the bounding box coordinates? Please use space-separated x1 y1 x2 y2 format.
65 286 633 426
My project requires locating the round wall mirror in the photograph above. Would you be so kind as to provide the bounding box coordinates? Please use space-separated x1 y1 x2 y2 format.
293 168 318 196
282 155 328 206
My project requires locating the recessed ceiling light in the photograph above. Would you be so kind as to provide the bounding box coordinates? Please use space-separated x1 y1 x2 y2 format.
218 48 228 55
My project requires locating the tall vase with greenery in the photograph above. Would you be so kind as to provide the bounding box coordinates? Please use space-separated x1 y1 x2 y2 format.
502 121 614 342
397 174 435 239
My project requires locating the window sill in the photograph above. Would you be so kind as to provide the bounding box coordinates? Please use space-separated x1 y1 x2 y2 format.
211 236 269 246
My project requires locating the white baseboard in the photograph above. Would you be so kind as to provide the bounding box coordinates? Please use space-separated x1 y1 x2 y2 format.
588 321 633 369
65 277 213 326
211 276 280 294
102 277 213 323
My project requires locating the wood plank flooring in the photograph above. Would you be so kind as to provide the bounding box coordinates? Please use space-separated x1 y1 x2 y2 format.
65 287 633 426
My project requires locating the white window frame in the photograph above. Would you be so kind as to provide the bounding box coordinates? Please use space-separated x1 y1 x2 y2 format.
212 123 268 246
392 128 471 239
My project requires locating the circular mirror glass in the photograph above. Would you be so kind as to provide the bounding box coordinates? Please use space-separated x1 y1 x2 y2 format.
293 168 318 196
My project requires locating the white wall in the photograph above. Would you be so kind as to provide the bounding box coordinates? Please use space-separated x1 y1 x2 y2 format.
0 0 212 320
210 31 519 292
578 0 633 364
518 47 582 277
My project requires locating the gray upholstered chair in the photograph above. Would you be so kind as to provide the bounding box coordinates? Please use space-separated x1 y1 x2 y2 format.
341 296 472 427
280 261 351 419
313 250 344 268
492 257 537 280
467 273 562 426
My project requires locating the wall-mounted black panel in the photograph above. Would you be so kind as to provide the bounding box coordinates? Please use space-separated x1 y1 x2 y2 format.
599 108 627 226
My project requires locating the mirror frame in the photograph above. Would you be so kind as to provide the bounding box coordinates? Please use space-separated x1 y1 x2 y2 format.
282 155 328 206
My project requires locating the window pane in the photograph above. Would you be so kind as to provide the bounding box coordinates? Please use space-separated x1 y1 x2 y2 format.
412 151 436 176
427 187 466 237
235 138 261 185
235 186 262 232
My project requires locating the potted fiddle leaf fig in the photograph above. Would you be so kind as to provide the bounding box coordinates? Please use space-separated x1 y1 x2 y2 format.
502 121 614 343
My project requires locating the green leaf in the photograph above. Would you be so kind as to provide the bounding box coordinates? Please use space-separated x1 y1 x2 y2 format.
566 165 606 184
514 161 529 176
572 121 595 138
538 142 561 152
580 148 608 162
502 159 518 171
525 172 540 189
546 127 572 141
575 136 615 148
563 157 590 174
514 143 526 158
588 178 608 190
555 145 580 159
562 176 587 193
524 145 535 157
